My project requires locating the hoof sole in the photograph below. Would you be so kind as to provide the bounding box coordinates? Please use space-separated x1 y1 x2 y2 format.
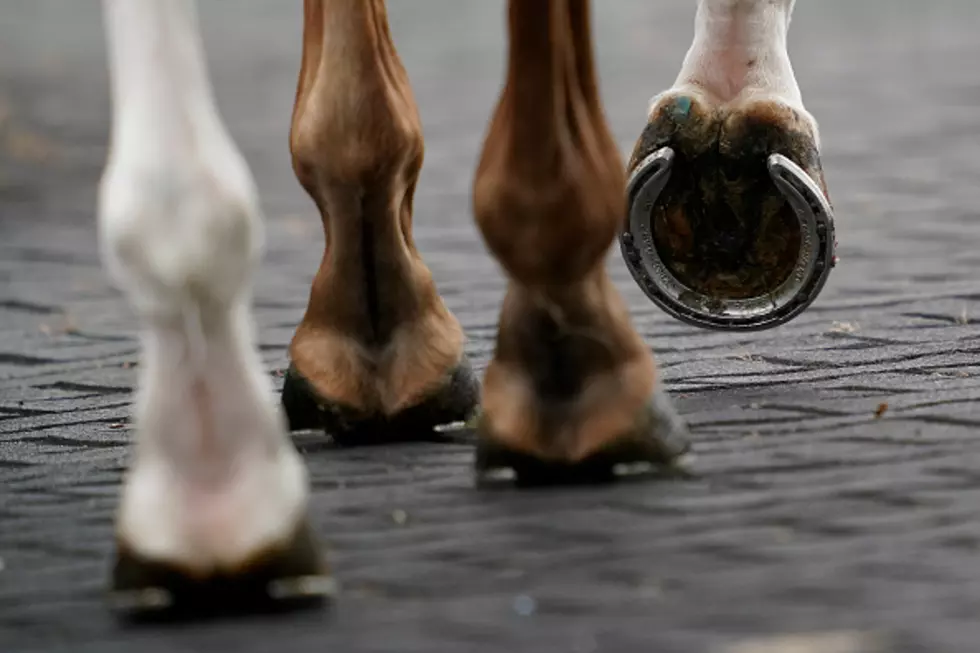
621 95 836 331
281 357 480 445
109 521 333 621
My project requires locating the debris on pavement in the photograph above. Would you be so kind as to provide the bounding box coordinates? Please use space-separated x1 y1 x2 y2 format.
512 594 537 617
724 630 888 653
827 321 859 335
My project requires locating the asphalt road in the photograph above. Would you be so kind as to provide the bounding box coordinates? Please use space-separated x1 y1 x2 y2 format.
2 1 980 652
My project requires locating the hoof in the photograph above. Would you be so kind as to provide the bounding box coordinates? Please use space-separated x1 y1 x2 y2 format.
474 389 693 487
620 96 837 331
108 520 334 621
281 357 480 445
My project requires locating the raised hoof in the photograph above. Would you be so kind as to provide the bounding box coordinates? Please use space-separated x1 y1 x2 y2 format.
108 520 334 622
474 390 693 487
620 95 836 332
281 357 480 445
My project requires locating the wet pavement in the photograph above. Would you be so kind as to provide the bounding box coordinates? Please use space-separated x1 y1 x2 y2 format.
2 1 980 651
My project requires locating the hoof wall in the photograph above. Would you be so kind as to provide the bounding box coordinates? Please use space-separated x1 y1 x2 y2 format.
474 390 693 488
109 522 333 621
281 358 480 445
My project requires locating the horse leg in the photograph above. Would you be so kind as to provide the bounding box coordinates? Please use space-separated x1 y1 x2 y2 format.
472 0 690 484
99 0 331 614
282 0 479 441
624 0 835 330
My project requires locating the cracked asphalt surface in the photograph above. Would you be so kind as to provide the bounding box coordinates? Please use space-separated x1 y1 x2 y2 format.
2 1 980 651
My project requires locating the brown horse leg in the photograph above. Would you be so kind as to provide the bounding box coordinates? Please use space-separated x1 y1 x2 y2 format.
472 0 690 484
283 0 479 442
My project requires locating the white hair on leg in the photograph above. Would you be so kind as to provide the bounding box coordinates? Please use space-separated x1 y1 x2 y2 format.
99 0 311 576
650 0 818 146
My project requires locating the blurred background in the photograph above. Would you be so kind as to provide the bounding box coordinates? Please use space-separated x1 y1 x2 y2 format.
1 2 980 652
2 0 978 318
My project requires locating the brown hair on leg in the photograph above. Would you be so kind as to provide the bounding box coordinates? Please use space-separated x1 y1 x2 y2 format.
282 0 478 441
472 0 689 482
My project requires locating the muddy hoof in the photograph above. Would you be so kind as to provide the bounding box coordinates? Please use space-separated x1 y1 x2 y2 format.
108 520 334 622
620 95 836 331
474 390 692 487
281 357 480 445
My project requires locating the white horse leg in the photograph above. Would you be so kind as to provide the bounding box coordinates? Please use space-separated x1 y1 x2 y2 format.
621 0 835 331
670 0 808 118
99 0 331 613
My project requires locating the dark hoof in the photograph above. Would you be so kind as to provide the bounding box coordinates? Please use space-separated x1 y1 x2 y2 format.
620 95 836 332
109 520 334 622
474 389 693 487
281 357 480 445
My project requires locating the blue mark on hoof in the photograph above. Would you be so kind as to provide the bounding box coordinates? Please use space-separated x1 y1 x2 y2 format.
669 96 692 120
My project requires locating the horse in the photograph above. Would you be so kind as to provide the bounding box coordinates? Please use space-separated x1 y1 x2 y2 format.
99 0 833 614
